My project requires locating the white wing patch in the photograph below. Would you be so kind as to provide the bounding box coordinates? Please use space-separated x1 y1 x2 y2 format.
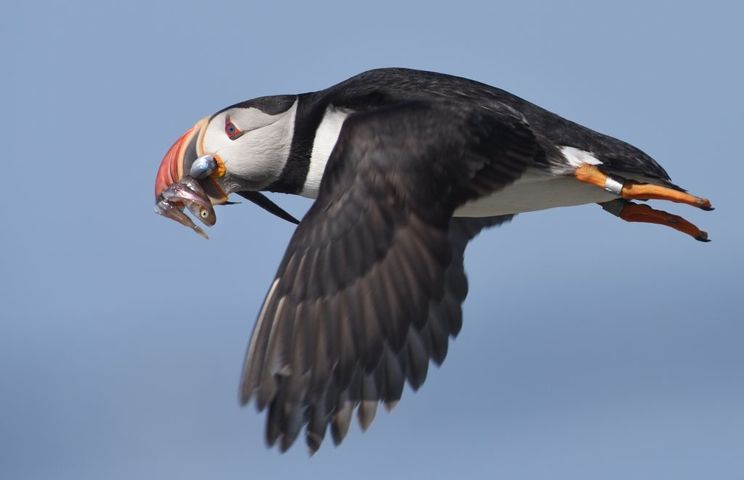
301 106 351 198
560 146 603 168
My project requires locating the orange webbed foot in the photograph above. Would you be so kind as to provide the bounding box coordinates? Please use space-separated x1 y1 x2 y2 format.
602 199 710 242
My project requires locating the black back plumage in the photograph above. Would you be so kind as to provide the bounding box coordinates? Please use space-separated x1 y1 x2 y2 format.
334 69 671 181
267 68 670 194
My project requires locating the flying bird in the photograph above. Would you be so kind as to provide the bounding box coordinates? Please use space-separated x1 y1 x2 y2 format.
154 68 712 453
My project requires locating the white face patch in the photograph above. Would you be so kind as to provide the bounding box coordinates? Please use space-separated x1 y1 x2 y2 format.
560 146 603 168
300 106 351 198
202 100 298 191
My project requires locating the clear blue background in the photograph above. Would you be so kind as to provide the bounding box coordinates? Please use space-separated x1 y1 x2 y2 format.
3 1 742 479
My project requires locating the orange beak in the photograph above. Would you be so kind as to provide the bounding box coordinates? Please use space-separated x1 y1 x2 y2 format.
154 118 227 204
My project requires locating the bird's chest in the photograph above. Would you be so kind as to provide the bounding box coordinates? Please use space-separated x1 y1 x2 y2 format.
300 107 351 198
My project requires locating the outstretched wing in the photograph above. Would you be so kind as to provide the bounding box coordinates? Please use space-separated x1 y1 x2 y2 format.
239 100 538 452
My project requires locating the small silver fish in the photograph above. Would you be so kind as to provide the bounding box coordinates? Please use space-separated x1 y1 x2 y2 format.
155 176 217 238
160 182 216 225
180 177 217 226
155 197 209 239
189 154 217 180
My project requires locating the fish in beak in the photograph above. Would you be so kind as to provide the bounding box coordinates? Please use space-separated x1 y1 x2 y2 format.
154 118 298 238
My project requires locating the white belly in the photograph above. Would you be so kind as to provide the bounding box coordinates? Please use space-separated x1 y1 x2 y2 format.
454 170 618 217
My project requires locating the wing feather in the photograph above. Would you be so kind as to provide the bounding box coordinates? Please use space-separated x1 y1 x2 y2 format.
239 99 534 451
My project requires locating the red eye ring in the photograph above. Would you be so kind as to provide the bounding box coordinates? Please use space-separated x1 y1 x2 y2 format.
225 116 244 140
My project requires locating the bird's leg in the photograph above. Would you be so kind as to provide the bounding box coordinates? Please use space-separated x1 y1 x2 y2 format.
622 181 713 210
600 199 710 242
574 164 713 210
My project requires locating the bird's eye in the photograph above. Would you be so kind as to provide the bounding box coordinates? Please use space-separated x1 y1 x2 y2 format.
225 116 244 140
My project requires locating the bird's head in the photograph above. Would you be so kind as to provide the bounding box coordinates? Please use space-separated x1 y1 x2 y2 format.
154 95 300 237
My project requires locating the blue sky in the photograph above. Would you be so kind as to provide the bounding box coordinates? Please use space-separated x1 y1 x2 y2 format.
3 1 743 479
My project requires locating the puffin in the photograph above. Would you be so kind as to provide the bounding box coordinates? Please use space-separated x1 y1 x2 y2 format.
154 68 712 453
